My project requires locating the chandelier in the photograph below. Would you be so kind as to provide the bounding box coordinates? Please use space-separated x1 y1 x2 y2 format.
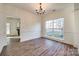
35 3 46 15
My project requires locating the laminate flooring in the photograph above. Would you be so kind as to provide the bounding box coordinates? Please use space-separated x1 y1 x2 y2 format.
0 38 78 56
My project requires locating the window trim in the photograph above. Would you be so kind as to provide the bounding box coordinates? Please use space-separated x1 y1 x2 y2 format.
45 18 64 40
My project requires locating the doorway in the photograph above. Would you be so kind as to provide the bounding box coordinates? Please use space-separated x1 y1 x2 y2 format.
6 17 20 44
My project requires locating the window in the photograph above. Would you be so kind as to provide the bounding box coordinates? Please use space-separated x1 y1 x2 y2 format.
45 18 64 39
6 23 10 35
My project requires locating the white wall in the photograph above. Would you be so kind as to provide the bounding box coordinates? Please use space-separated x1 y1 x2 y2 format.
74 4 79 52
0 4 7 53
4 5 41 42
41 4 76 46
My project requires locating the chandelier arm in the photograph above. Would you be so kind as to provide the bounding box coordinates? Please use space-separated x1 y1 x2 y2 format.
35 3 46 15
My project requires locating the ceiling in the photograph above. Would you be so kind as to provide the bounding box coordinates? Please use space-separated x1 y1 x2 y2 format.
6 3 74 14
74 3 79 10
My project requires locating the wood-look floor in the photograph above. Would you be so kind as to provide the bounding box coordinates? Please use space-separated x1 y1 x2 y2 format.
0 38 78 56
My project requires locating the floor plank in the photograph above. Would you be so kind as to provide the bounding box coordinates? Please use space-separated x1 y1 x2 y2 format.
0 38 78 56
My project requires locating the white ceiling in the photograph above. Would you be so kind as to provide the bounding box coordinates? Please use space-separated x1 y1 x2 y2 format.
6 3 74 14
74 3 79 10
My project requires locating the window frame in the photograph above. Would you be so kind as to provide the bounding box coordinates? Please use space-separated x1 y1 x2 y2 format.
45 18 64 40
